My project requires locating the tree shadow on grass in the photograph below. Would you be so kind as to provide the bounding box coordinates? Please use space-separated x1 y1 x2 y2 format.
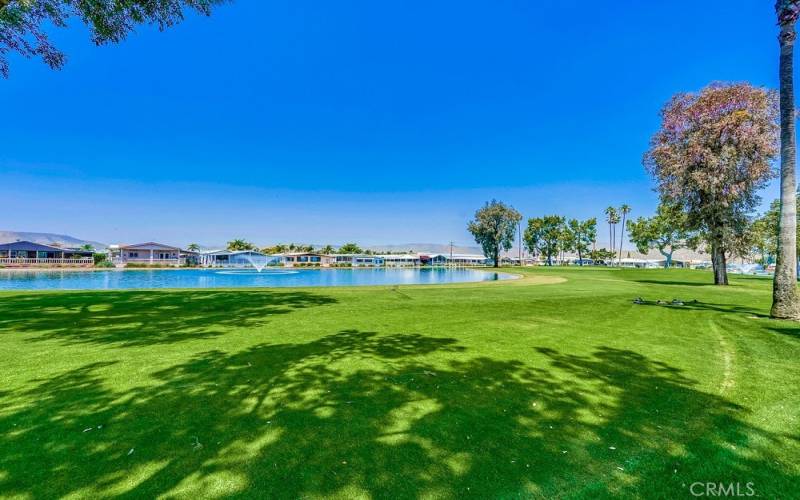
633 279 713 287
764 324 800 340
0 290 337 346
0 332 797 498
633 300 767 318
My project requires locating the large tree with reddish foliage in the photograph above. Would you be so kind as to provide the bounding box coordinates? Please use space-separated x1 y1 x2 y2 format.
644 82 779 285
0 0 226 78
772 0 800 319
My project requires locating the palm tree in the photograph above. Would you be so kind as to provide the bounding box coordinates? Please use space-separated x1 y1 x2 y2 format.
321 245 335 255
226 239 254 251
604 206 618 265
187 243 200 252
773 1 800 319
618 204 631 264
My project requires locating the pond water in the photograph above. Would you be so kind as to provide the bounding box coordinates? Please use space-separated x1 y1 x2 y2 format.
0 268 516 291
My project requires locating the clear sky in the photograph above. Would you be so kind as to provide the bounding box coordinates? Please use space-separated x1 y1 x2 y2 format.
0 0 782 248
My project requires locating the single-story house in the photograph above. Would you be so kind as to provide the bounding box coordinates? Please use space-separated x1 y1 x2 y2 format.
428 253 490 266
503 256 538 266
380 254 423 267
0 241 94 267
618 258 663 269
109 242 186 267
200 250 278 268
278 252 335 267
331 254 385 267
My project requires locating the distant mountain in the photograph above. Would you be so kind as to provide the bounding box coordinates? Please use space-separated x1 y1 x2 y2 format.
365 243 484 255
0 231 107 250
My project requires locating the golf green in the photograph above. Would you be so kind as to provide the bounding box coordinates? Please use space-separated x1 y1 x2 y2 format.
0 267 797 498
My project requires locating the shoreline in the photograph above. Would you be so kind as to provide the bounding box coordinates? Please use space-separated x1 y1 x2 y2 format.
0 267 521 292
0 266 508 273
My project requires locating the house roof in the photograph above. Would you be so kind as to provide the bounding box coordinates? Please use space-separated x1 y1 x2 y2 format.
0 240 71 252
202 249 267 256
276 252 328 257
119 242 180 251
380 254 421 260
443 254 488 260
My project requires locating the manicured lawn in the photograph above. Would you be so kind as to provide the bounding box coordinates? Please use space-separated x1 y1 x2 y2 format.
0 268 798 498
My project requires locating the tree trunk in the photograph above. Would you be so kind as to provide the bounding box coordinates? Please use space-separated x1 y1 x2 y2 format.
711 240 728 286
611 225 615 265
618 215 626 263
659 248 673 269
772 23 800 319
493 246 499 268
578 246 583 266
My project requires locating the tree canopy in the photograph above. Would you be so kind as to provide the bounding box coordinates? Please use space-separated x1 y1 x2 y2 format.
0 0 226 77
337 243 363 254
644 82 779 284
523 215 564 266
226 239 255 251
467 200 521 268
751 195 800 265
626 203 692 268
568 218 597 265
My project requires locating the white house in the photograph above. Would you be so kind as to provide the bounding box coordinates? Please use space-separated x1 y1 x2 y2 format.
200 249 277 268
331 254 385 267
277 252 336 267
110 242 185 267
380 254 423 267
428 253 490 266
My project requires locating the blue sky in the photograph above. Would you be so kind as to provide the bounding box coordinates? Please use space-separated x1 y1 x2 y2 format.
0 0 782 248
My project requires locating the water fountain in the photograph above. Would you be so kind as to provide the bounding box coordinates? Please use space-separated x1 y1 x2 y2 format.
243 253 272 272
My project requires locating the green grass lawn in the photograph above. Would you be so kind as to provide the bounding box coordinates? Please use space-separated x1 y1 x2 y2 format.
0 268 798 498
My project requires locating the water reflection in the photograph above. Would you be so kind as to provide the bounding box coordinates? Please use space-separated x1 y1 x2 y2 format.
0 268 516 290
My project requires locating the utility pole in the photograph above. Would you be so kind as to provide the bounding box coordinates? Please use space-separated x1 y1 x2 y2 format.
449 241 453 267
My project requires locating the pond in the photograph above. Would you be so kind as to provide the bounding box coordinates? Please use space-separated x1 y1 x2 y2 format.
0 267 516 291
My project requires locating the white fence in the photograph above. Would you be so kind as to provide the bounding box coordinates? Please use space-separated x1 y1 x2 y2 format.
112 258 184 266
0 257 94 265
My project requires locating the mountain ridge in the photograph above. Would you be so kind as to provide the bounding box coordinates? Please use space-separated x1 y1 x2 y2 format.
0 231 107 250
0 232 485 255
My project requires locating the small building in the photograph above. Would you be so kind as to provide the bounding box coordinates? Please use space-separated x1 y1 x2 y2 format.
200 249 278 268
618 257 662 269
504 256 538 266
429 253 490 266
331 254 384 267
0 241 93 267
109 242 185 267
279 252 335 267
380 254 423 267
